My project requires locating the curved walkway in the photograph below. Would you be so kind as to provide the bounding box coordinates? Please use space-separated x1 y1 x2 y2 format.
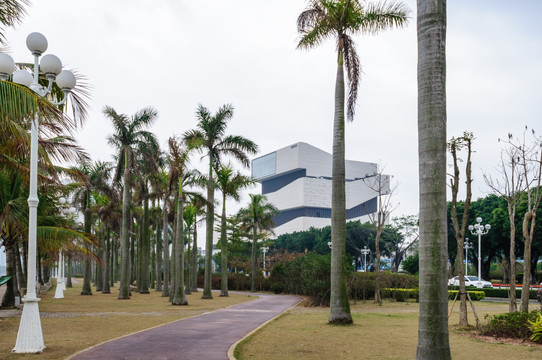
70 292 301 360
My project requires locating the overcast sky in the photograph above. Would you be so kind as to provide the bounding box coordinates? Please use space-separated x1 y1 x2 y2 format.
4 0 542 226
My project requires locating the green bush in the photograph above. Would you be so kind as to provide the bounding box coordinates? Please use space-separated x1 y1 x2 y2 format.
471 288 538 299
529 313 542 342
448 290 485 301
382 288 419 302
481 310 542 340
348 272 418 301
269 253 331 306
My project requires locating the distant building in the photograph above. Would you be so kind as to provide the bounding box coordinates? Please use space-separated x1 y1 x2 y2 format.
251 142 388 236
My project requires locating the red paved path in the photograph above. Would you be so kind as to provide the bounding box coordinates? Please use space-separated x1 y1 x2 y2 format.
70 292 301 360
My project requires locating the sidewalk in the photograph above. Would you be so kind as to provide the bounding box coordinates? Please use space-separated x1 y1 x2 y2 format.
70 292 302 360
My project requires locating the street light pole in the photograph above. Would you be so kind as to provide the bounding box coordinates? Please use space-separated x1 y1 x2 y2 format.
361 246 370 272
464 238 473 276
468 217 491 287
0 32 77 353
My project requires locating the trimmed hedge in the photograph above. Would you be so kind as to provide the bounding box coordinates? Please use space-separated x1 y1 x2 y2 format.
448 290 485 301
449 287 539 299
348 272 418 301
382 288 419 302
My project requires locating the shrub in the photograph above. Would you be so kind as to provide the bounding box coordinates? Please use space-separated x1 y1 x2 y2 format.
269 253 331 306
472 288 538 300
348 272 418 301
448 290 485 301
382 288 419 302
481 310 541 340
529 313 542 343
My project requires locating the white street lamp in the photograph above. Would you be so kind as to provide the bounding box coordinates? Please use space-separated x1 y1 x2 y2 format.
1 33 77 353
261 247 269 277
327 241 332 249
464 238 473 276
361 246 371 272
468 217 491 287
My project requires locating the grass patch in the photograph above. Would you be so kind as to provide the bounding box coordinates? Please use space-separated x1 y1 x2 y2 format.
235 300 542 360
0 279 254 359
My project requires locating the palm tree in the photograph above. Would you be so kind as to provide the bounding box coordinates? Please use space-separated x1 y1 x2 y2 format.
0 0 29 48
416 1 451 358
238 194 278 293
216 164 253 297
184 104 258 299
105 105 159 299
296 0 409 324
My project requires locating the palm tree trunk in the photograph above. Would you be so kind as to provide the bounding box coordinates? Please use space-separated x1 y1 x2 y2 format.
185 230 192 295
251 227 257 293
119 156 132 300
202 165 215 299
172 184 188 305
81 206 93 295
14 242 25 293
329 49 352 324
103 228 111 294
66 256 73 288
140 195 150 294
1 241 19 307
156 209 163 292
191 219 198 292
161 197 170 297
416 1 451 358
220 197 229 296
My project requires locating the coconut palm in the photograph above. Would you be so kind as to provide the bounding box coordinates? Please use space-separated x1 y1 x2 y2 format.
0 0 29 48
296 0 409 324
105 105 159 299
184 104 258 299
416 1 451 358
168 136 202 305
238 194 278 293
216 164 253 297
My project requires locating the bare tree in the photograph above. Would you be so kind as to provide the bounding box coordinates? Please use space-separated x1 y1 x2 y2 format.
500 127 542 312
363 165 398 304
448 132 474 326
484 135 525 313
386 215 419 273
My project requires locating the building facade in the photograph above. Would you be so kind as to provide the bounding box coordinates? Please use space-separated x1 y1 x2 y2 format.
252 142 386 236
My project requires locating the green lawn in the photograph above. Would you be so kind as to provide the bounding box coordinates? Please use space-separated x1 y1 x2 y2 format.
235 300 542 360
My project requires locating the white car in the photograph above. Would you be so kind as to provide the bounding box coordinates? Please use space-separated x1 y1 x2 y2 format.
448 276 493 288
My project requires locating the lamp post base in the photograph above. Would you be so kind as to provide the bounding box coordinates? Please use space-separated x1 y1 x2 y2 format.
54 282 64 299
12 296 45 353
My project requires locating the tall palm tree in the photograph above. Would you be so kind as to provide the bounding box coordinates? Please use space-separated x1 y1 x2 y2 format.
216 164 253 297
416 1 451 358
238 194 278 293
184 103 258 299
105 105 159 299
0 0 29 48
296 0 409 324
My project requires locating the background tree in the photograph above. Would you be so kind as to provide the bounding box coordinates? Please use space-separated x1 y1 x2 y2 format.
499 128 542 312
184 103 257 299
296 0 408 324
484 135 524 312
363 165 397 304
238 194 278 293
105 105 159 300
215 164 253 297
448 132 474 327
416 0 451 358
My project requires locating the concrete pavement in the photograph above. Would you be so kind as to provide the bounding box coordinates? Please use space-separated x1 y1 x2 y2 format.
70 292 302 360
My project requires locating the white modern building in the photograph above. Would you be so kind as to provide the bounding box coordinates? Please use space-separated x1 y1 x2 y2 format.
252 142 388 236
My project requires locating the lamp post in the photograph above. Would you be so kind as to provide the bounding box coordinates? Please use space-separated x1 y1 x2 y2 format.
262 246 269 277
464 238 473 276
0 32 76 353
361 246 370 272
468 217 491 287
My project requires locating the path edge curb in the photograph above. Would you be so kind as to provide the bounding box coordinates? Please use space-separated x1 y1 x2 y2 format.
227 295 304 360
